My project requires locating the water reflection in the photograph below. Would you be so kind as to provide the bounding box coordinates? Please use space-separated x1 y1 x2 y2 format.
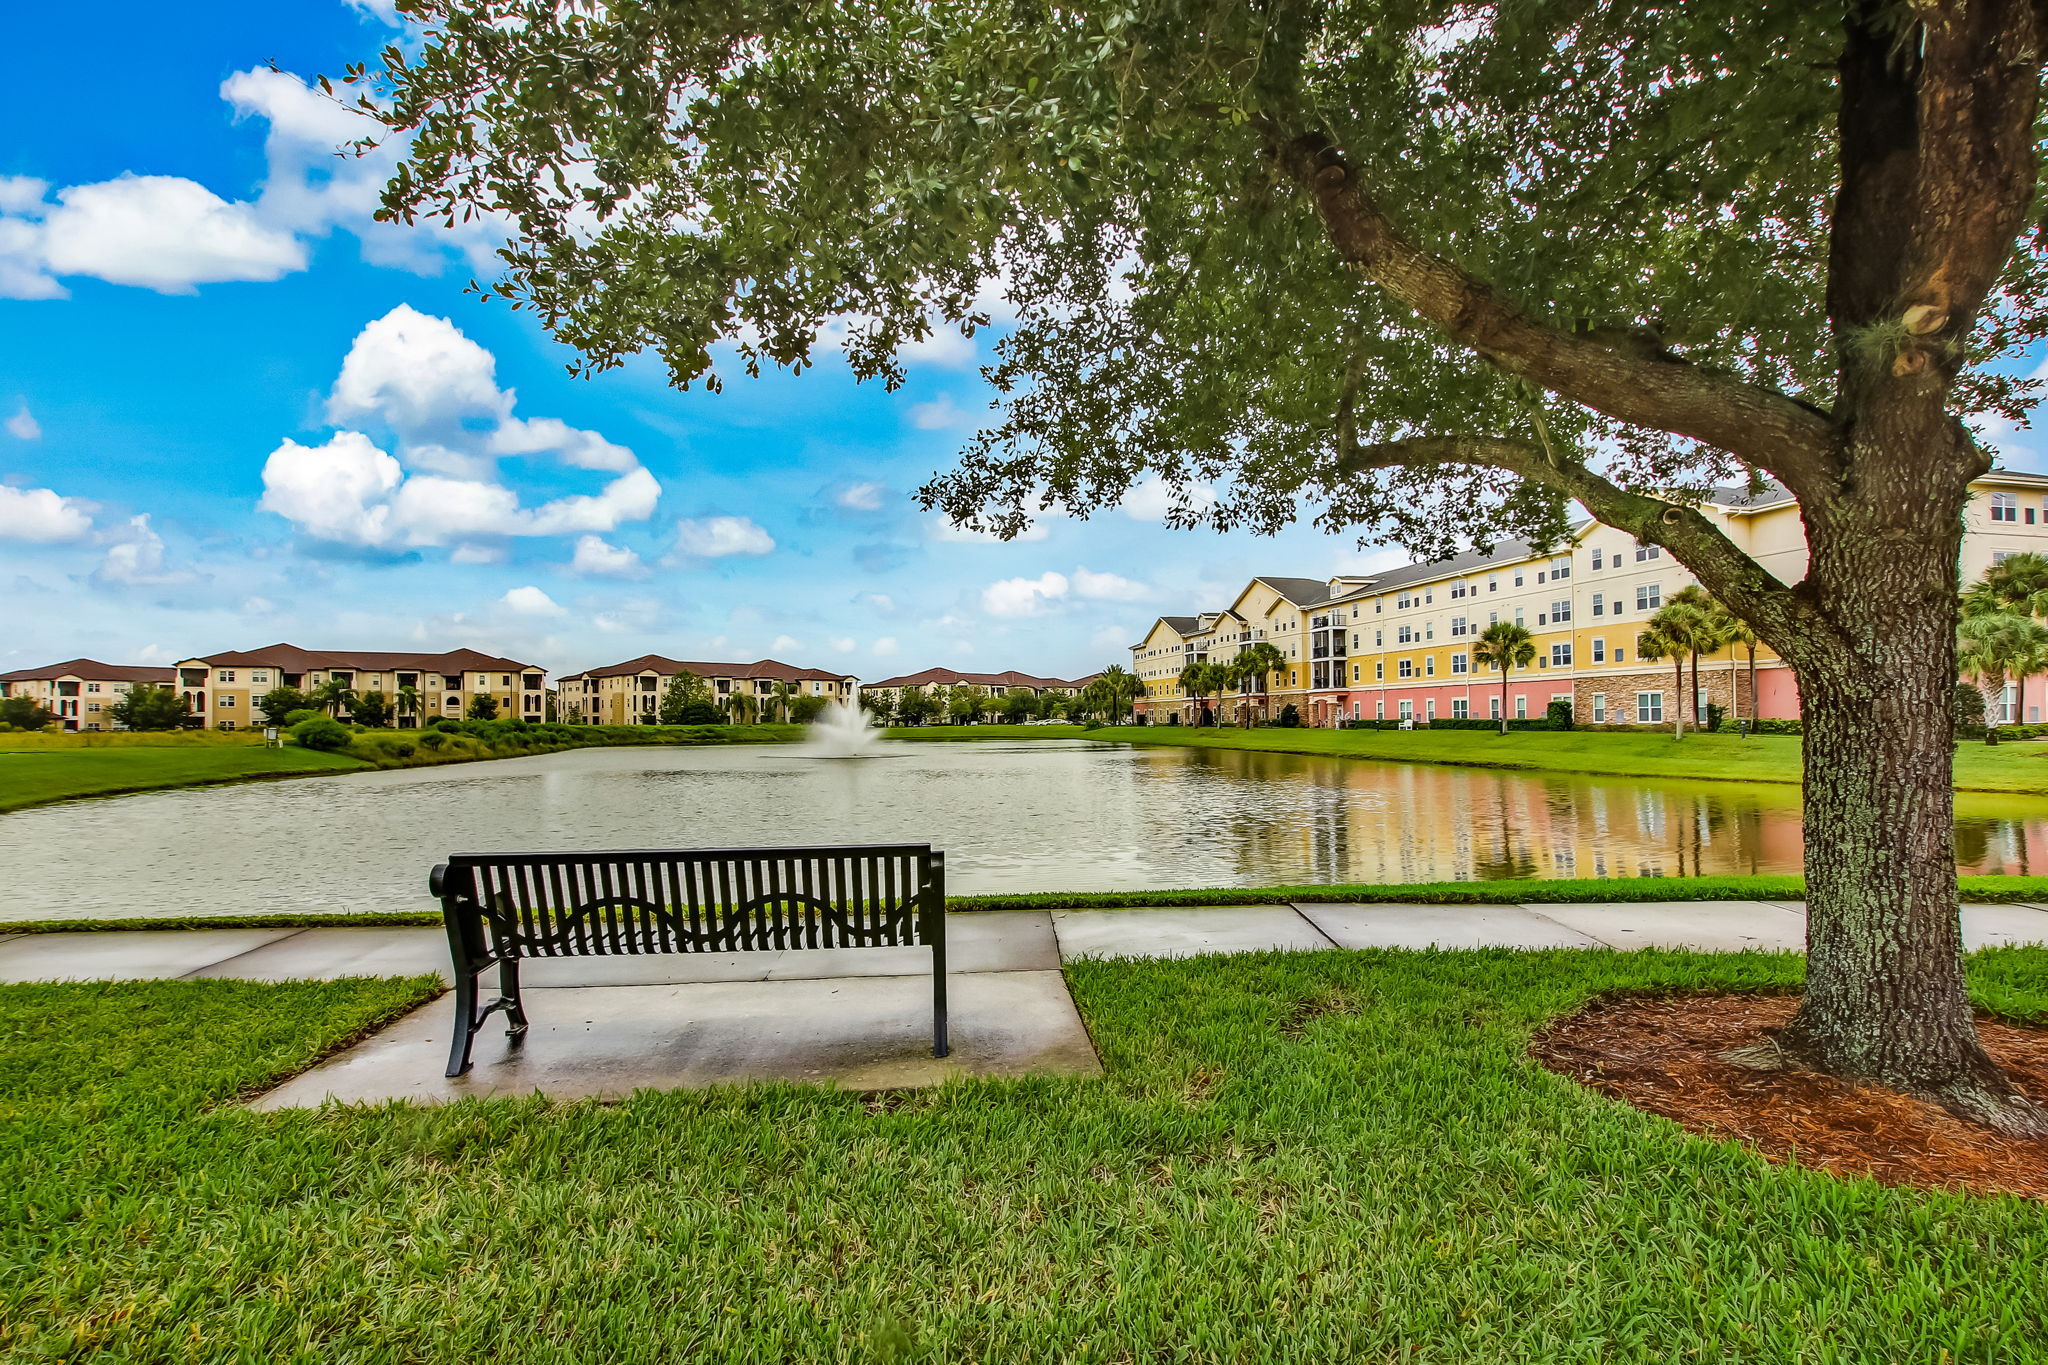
1 740 2042 921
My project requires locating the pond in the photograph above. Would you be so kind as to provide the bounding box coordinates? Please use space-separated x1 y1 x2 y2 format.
3 739 2044 922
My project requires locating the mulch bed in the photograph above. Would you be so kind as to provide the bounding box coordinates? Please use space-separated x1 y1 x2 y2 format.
1530 994 2048 1201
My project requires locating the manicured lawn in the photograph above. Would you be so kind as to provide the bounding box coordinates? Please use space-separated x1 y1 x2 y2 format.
0 742 367 812
1091 724 2048 794
7 951 2048 1360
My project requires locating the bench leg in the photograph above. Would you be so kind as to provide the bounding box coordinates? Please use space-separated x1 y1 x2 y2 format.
446 970 480 1078
932 948 949 1059
500 957 529 1044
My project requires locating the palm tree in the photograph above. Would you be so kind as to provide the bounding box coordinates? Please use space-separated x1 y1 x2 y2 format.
1637 623 1689 738
1472 621 1535 736
727 690 760 725
1231 642 1288 724
1176 659 1220 727
1957 611 2048 744
1967 551 2048 620
312 676 357 720
769 681 796 723
1665 588 1727 728
1095 664 1142 722
395 684 423 729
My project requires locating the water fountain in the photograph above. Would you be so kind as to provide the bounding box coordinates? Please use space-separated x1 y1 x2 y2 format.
802 698 883 758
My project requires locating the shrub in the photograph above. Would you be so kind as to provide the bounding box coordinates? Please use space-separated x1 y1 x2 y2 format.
429 717 462 732
1750 717 1804 736
679 701 723 725
1276 704 1302 728
290 717 352 751
283 709 322 728
419 732 447 750
1953 683 1988 734
390 742 416 758
1546 699 1574 730
1704 702 1726 733
1428 717 1558 731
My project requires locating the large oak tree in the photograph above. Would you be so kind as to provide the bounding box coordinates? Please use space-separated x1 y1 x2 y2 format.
358 0 2048 1130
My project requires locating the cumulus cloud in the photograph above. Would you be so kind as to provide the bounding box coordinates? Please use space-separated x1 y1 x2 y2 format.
95 514 192 585
1120 474 1219 523
908 395 969 430
5 405 40 440
771 634 803 653
1072 567 1152 601
0 69 503 300
258 307 661 551
500 585 566 616
872 637 899 656
836 481 886 511
570 534 646 577
674 515 775 559
982 570 1070 618
831 637 857 652
0 482 93 542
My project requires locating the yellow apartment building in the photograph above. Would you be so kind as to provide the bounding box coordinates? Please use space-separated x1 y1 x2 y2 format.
1133 472 2048 728
558 656 859 724
172 644 548 729
0 659 176 731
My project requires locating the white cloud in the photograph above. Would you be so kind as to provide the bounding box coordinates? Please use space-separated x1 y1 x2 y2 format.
872 636 899 656
344 0 402 24
831 636 857 652
909 395 969 430
862 592 895 612
1072 567 1152 601
897 326 977 368
982 570 1070 618
258 308 661 550
570 534 646 577
5 174 307 297
500 585 566 616
1120 474 1219 523
0 177 46 214
95 514 191 585
5 405 40 440
1091 625 1132 653
0 482 93 542
929 516 1049 544
770 634 803 653
836 481 886 511
674 515 775 558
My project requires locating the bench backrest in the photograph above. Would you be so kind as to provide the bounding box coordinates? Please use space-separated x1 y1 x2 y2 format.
431 844 944 958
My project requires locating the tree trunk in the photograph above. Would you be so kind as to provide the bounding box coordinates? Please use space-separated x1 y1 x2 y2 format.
1775 469 2048 1136
1748 647 1759 727
1498 670 1508 735
1671 654 1686 738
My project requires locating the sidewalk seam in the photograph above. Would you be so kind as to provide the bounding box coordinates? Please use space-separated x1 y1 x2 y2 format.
179 928 309 979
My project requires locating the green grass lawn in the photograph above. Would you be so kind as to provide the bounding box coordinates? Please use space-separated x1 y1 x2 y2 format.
0 742 367 812
7 950 2048 1360
882 722 1091 739
1090 724 2048 794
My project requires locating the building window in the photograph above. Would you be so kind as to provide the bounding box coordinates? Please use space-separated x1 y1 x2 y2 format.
1354 663 1362 682
1425 699 1437 720
1489 695 1501 719
1424 657 1435 677
217 669 236 683
1591 692 1607 723
1551 643 1572 667
1550 556 1571 580
2002 682 2018 723
1488 575 1499 593
1376 700 1386 719
1451 652 1469 675
86 682 100 693
1398 625 1414 643
1452 698 1469 719
1591 638 1606 663
1634 542 1661 561
1637 691 1664 723
1592 548 1604 570
1614 646 1626 663
220 695 236 707
1399 700 1414 720
1450 616 1466 637
1513 571 1524 587
1398 659 1414 678
1990 491 2019 522
1550 599 1572 623
1636 583 1662 611
1374 662 1383 680
1515 695 1528 719
1375 629 1384 647
1592 592 1604 617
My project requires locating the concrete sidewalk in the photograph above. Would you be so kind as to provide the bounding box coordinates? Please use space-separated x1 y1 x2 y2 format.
6 900 2044 1106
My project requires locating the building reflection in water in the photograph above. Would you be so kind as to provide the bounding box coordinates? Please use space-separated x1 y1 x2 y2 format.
1145 748 2048 887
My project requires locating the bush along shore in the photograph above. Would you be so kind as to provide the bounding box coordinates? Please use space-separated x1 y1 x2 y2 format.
326 717 803 771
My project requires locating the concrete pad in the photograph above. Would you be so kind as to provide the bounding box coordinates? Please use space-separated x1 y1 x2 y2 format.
1962 904 2048 949
249 969 1100 1107
1527 900 1804 952
1051 906 1334 961
516 912 1061 986
0 928 300 983
188 928 452 982
1298 902 1600 951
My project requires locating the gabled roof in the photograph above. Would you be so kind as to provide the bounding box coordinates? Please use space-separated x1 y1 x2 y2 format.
0 658 175 684
186 643 541 673
1253 576 1337 607
563 655 856 684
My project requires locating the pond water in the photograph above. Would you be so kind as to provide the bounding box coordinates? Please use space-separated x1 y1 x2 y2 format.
4 739 2044 922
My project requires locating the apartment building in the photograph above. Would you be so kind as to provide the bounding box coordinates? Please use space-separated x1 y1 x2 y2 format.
0 659 176 731
1134 472 2048 728
860 667 1093 713
557 656 859 724
172 644 548 729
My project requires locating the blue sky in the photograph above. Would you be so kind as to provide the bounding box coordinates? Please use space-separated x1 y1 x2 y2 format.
3 3 2043 681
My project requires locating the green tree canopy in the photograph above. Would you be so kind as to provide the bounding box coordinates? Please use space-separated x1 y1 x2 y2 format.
256 685 313 727
108 684 191 732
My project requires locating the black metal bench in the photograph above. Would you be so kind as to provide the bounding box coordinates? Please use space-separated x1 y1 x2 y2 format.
430 843 948 1077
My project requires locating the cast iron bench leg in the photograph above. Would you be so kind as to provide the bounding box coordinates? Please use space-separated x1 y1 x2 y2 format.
446 970 480 1078
500 957 529 1044
931 941 949 1059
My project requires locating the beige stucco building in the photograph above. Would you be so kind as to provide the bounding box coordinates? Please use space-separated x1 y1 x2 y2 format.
1134 472 2048 728
557 656 858 724
860 667 1092 714
171 644 547 729
0 659 176 731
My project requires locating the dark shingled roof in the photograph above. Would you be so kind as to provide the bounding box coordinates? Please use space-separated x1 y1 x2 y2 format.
188 643 541 673
0 658 175 684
